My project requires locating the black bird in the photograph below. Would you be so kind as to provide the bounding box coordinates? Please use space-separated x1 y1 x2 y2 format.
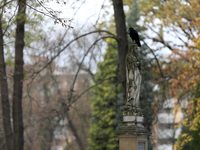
128 27 141 47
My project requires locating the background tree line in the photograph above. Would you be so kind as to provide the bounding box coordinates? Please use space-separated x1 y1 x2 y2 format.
0 0 200 150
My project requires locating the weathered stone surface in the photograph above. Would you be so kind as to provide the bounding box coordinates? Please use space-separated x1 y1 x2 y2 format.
125 44 141 107
124 116 136 122
115 124 149 135
116 44 150 150
137 116 143 123
116 101 150 136
123 105 144 116
118 134 148 150
119 135 137 150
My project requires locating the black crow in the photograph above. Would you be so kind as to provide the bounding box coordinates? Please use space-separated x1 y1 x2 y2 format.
128 27 141 47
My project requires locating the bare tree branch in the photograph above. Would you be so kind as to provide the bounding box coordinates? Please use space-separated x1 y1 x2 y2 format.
31 30 118 79
142 39 164 78
0 0 13 7
147 25 173 50
72 75 118 105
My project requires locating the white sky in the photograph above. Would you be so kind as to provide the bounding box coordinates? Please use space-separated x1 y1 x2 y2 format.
24 0 180 69
41 0 113 31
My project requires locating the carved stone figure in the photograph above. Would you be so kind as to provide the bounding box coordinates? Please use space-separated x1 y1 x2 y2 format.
125 44 141 107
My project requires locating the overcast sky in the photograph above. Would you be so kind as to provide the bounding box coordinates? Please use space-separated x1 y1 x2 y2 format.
42 0 113 31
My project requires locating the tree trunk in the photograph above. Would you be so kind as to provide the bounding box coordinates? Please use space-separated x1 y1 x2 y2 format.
0 12 14 150
112 0 128 102
67 112 85 150
13 0 26 149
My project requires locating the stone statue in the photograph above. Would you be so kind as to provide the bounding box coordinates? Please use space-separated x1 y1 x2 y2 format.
125 44 141 107
116 44 149 143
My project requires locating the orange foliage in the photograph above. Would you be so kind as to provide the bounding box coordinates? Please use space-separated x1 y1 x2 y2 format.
167 49 200 97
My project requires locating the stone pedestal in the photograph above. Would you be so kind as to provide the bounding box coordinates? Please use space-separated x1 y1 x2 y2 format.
118 134 148 150
116 105 150 150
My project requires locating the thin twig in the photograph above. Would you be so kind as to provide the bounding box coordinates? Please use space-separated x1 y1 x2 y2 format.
142 39 164 78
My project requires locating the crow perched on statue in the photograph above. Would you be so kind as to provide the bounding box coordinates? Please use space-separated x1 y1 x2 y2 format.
128 27 141 47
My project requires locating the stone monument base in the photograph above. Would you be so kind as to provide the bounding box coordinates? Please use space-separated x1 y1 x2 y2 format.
115 106 150 150
118 134 148 150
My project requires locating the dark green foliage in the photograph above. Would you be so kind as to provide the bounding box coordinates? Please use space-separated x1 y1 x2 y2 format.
126 0 140 31
194 82 200 109
177 125 191 150
127 0 154 149
177 82 200 150
190 82 200 150
88 40 122 150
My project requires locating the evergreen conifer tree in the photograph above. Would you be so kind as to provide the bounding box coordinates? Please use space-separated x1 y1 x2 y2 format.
88 40 123 150
176 83 200 150
190 82 200 149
